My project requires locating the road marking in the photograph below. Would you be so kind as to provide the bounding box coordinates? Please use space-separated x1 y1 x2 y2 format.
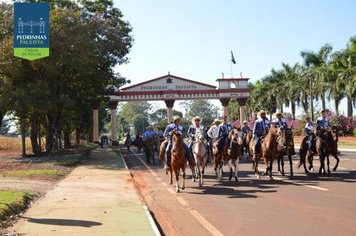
273 176 329 191
132 150 158 177
161 182 168 187
190 210 224 236
257 168 329 191
156 177 162 182
176 196 189 207
143 205 162 236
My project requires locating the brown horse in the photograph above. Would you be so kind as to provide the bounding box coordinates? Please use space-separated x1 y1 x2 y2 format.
276 126 294 176
169 130 187 192
325 125 340 173
242 130 252 158
144 136 156 164
298 126 329 175
212 127 243 182
261 124 279 179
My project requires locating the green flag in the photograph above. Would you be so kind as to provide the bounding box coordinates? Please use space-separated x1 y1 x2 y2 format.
231 51 236 64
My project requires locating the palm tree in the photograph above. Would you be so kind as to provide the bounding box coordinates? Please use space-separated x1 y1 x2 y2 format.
301 44 333 113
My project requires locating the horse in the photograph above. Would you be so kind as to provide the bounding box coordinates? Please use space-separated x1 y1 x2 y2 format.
325 125 340 173
124 136 131 151
192 128 208 187
168 130 187 192
144 136 156 164
212 127 243 182
134 135 144 153
276 126 294 176
242 130 252 158
298 126 329 175
257 124 279 179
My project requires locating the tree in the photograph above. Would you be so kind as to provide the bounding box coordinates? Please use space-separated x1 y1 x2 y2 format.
180 100 219 127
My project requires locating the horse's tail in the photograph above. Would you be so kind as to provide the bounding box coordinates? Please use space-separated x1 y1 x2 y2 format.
159 140 168 163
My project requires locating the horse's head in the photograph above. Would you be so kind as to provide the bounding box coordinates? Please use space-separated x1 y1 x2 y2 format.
171 130 183 152
230 127 243 146
195 128 207 143
277 126 293 147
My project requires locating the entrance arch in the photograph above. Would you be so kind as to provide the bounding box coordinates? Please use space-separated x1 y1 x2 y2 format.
93 73 250 142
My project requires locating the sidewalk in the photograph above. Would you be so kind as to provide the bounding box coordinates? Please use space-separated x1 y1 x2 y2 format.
9 147 160 236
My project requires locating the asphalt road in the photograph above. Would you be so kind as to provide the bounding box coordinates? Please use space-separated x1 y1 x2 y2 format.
122 147 356 236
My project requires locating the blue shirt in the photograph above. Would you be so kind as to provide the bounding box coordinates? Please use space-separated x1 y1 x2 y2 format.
316 116 329 129
163 123 184 142
217 123 232 139
187 125 204 140
272 118 287 129
253 117 270 136
241 125 251 134
143 130 155 140
304 122 314 135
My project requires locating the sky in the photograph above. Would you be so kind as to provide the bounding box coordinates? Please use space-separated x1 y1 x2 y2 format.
113 0 356 116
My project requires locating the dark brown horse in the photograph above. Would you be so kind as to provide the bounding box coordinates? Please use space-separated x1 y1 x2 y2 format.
144 136 156 164
276 126 294 176
261 124 279 179
242 130 252 158
298 125 340 175
298 126 329 175
212 127 243 182
169 130 187 192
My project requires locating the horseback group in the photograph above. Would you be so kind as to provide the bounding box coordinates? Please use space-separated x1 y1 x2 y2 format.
298 109 340 175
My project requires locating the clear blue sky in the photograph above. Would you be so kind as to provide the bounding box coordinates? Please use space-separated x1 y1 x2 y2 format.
113 0 355 116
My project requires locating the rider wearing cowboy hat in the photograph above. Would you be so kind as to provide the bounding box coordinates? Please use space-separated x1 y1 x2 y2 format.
217 115 233 154
252 110 270 161
316 109 330 130
187 116 204 151
163 116 195 170
272 111 288 129
241 120 251 135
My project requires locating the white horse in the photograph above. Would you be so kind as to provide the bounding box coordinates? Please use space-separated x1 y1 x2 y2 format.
192 128 208 187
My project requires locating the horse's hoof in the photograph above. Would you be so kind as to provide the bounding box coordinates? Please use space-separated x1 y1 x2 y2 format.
182 186 185 190
269 176 274 180
235 177 238 182
176 189 180 193
333 167 337 172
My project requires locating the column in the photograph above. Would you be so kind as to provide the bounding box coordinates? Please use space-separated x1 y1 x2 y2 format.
109 101 118 146
92 108 99 143
165 100 175 123
219 98 230 121
237 98 248 125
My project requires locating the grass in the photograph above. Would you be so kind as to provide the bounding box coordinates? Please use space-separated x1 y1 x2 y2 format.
0 136 33 152
0 190 34 222
0 169 64 178
55 156 82 167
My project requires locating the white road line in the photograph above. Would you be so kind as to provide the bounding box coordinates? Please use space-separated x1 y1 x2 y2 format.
176 196 189 207
258 168 329 191
132 150 158 177
273 176 329 191
156 177 162 182
190 210 224 236
161 182 168 187
143 205 162 236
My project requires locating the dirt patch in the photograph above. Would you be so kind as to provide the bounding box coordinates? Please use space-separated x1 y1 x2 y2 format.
0 146 95 234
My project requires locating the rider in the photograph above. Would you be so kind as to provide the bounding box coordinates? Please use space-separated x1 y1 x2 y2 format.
207 118 221 161
316 109 330 131
143 126 155 141
124 133 131 145
187 116 204 151
272 111 287 129
217 115 233 155
163 116 195 170
241 120 251 135
272 111 296 155
304 116 315 153
252 110 270 161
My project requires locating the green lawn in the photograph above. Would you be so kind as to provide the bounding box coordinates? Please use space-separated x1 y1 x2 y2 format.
1 169 64 178
0 190 33 222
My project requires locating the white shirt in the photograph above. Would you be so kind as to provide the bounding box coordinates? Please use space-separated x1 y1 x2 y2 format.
207 125 219 139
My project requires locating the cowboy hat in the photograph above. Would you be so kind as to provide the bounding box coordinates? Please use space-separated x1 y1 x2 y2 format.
146 126 153 130
276 111 282 116
191 116 202 124
173 116 181 122
243 120 248 124
212 118 221 125
258 110 266 116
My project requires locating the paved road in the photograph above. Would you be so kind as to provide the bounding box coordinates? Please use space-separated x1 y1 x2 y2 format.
122 147 356 236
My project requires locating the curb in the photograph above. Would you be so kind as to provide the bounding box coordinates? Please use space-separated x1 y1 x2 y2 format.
116 148 162 236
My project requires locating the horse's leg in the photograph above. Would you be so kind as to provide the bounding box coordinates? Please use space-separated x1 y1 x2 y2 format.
319 155 325 176
288 153 293 177
175 169 180 192
279 153 285 176
307 154 314 171
332 151 340 171
228 159 233 181
326 154 331 174
169 170 173 185
182 168 186 190
269 159 274 179
235 158 239 182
